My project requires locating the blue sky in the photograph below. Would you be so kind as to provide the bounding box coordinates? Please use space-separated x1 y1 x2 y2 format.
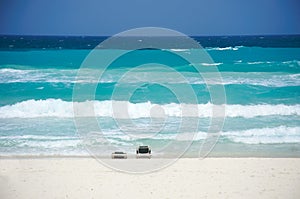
0 0 299 36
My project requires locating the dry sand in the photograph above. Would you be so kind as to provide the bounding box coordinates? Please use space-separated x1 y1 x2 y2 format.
1 157 300 199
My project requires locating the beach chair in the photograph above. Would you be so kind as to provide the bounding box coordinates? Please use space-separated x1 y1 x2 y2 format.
136 146 151 159
111 151 127 159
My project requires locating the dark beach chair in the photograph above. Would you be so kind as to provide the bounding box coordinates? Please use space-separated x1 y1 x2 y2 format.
136 146 151 159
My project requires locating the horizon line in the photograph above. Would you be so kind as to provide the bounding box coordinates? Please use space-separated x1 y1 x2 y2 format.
1 33 300 37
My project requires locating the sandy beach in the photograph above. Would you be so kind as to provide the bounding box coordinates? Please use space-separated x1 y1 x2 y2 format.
1 157 300 199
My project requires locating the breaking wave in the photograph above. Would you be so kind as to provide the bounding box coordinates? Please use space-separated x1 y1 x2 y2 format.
0 99 299 118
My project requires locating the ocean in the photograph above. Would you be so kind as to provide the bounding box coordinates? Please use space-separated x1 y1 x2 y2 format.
0 35 300 157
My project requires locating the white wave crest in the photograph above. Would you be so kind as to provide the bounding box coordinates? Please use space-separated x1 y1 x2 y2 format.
169 49 190 52
224 126 300 144
157 126 300 144
0 99 299 119
200 63 223 66
1 68 299 87
1 126 299 146
206 46 242 51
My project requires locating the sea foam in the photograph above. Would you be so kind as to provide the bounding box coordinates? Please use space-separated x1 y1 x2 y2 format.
1 68 299 87
0 99 299 118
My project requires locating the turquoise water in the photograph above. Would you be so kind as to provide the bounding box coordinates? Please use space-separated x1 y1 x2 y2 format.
0 36 300 157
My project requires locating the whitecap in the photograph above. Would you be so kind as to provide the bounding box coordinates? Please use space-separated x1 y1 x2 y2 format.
0 99 299 119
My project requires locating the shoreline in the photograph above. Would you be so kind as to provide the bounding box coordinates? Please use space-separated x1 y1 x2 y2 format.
1 154 300 159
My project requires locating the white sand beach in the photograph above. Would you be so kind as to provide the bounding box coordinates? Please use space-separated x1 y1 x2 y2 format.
1 157 300 199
